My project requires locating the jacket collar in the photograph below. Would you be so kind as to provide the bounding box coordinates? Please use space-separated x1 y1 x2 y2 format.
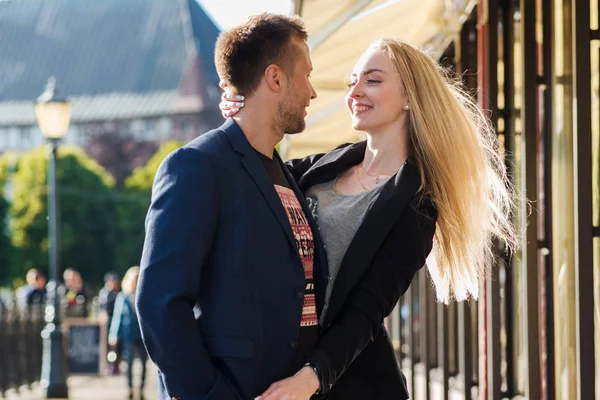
298 140 423 326
220 118 299 253
220 118 328 313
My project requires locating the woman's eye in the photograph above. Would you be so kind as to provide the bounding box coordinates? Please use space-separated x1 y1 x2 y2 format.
346 81 357 88
366 79 381 84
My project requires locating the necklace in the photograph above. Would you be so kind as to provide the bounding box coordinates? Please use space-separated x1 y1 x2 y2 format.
355 166 369 191
359 163 395 184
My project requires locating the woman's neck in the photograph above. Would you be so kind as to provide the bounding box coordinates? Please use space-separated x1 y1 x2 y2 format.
362 127 409 175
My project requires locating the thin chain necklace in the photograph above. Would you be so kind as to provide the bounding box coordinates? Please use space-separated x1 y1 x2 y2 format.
355 166 369 191
359 163 396 184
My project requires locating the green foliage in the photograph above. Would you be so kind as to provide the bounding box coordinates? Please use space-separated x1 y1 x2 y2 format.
10 145 117 285
113 141 183 271
0 153 15 285
0 193 11 285
125 140 183 191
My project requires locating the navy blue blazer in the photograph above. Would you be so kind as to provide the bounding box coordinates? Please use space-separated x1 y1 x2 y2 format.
136 118 328 400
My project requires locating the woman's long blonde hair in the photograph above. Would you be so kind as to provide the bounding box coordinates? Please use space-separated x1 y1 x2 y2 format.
371 38 518 303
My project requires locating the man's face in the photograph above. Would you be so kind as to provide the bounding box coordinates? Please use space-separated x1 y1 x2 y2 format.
276 38 317 134
35 276 46 289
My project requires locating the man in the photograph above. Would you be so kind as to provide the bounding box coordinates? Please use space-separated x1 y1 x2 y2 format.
16 269 47 309
136 13 327 400
25 271 47 307
99 272 121 321
58 268 91 318
98 272 122 375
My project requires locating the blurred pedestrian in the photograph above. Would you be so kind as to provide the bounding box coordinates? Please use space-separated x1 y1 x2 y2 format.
99 271 122 375
109 266 146 399
16 269 46 310
58 268 91 318
26 271 47 307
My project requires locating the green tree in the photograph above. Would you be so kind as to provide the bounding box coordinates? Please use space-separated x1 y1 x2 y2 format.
113 141 183 271
10 145 117 286
0 155 12 285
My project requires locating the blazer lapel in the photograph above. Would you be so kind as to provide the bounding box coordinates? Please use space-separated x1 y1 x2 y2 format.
221 119 298 254
277 152 328 314
322 162 422 328
298 141 367 192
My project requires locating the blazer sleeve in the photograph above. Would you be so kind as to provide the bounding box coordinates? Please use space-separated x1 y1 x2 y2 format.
136 147 240 400
306 196 438 394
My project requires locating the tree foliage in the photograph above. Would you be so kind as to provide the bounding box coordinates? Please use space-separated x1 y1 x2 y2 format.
10 145 117 285
113 140 183 271
83 130 158 188
0 155 12 285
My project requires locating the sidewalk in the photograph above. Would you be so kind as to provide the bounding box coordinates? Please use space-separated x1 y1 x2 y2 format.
4 362 159 400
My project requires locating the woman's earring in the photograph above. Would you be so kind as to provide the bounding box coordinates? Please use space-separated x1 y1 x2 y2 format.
403 104 410 111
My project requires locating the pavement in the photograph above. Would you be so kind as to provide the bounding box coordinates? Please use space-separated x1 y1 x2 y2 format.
3 362 159 400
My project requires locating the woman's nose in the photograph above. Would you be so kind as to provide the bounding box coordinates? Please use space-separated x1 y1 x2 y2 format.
348 83 363 99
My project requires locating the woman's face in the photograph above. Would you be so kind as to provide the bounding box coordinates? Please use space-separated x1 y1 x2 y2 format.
346 49 408 133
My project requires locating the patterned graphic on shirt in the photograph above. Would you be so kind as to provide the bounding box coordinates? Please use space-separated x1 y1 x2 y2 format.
274 185 318 327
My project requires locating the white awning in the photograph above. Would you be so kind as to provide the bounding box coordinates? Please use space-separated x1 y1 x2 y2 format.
286 0 475 158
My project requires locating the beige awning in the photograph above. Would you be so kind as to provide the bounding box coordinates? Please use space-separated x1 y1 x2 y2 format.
286 0 475 159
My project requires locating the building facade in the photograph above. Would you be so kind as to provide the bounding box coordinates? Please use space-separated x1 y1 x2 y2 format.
0 0 222 153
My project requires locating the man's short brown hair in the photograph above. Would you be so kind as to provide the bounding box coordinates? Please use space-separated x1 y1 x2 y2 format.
215 13 308 96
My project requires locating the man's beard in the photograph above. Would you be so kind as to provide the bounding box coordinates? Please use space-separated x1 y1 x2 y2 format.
276 91 306 135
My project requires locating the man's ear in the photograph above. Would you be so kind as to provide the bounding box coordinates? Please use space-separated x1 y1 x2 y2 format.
265 64 283 92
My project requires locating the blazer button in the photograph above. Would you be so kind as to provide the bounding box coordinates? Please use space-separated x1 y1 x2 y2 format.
297 290 304 299
289 340 299 350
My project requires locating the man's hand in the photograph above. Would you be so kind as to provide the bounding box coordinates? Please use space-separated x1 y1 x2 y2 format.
256 366 320 400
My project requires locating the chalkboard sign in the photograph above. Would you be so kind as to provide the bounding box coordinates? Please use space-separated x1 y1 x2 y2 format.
65 318 107 375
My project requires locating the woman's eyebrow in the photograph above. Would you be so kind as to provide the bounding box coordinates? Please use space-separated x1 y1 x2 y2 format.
350 68 387 77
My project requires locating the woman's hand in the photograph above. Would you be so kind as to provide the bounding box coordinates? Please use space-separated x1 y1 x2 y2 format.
219 79 245 119
256 366 320 400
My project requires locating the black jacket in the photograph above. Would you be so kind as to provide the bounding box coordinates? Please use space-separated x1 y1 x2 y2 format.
287 141 437 399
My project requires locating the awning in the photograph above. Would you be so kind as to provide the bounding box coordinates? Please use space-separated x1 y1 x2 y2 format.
286 0 476 158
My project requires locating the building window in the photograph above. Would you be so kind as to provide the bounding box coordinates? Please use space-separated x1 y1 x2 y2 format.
157 117 171 139
20 128 32 149
129 119 144 140
0 128 7 151
182 119 194 138
146 119 155 139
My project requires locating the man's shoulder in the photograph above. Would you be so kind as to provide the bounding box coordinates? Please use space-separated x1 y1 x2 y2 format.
184 125 231 154
158 127 230 171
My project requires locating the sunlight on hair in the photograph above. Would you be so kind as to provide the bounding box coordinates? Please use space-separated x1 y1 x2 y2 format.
369 38 518 304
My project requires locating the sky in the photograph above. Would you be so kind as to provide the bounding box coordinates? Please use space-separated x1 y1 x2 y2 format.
197 0 293 30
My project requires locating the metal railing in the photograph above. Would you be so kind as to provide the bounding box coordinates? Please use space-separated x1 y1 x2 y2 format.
387 269 479 400
0 300 44 398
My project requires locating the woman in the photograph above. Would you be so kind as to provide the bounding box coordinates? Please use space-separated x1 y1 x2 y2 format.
221 38 517 399
109 266 147 399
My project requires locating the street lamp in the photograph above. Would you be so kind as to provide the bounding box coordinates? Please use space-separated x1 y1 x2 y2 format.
35 77 71 399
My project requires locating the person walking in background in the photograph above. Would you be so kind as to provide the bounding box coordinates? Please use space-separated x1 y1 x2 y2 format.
16 268 46 310
109 266 147 399
99 271 122 375
58 268 91 318
25 271 47 307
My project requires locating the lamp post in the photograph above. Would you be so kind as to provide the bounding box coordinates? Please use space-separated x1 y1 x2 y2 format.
35 77 71 399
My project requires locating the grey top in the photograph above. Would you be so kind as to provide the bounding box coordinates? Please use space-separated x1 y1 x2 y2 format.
305 177 385 323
